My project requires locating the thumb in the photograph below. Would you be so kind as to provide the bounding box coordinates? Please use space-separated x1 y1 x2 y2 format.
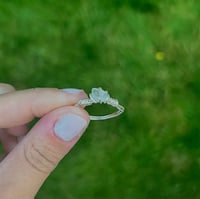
0 106 90 199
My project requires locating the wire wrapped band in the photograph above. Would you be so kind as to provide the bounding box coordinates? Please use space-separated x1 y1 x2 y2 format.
76 87 125 120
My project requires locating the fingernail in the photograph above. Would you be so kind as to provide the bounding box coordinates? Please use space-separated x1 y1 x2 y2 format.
61 88 84 94
54 114 88 141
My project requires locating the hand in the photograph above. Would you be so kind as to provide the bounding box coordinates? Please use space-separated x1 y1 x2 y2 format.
0 83 90 199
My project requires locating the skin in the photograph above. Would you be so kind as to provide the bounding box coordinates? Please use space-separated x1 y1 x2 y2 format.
0 83 90 199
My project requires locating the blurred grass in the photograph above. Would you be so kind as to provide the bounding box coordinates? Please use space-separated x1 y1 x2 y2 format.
0 0 200 198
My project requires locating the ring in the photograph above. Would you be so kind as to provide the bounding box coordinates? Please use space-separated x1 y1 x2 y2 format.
76 87 125 120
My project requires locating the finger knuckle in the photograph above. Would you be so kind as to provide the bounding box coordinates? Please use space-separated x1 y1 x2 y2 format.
23 142 59 173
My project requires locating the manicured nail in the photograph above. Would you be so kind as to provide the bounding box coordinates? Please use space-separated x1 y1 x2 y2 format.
54 114 88 141
61 88 84 94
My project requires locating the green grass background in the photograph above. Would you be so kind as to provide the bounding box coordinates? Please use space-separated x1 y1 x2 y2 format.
0 0 200 198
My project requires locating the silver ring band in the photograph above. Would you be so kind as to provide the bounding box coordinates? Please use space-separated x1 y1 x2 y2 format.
76 87 125 120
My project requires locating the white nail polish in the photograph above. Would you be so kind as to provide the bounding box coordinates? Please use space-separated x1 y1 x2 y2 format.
61 88 84 94
54 114 88 141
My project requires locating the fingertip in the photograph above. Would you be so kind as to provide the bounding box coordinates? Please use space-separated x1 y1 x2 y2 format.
28 105 90 146
61 88 88 100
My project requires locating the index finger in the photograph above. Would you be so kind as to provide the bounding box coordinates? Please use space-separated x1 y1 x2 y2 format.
0 88 87 128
